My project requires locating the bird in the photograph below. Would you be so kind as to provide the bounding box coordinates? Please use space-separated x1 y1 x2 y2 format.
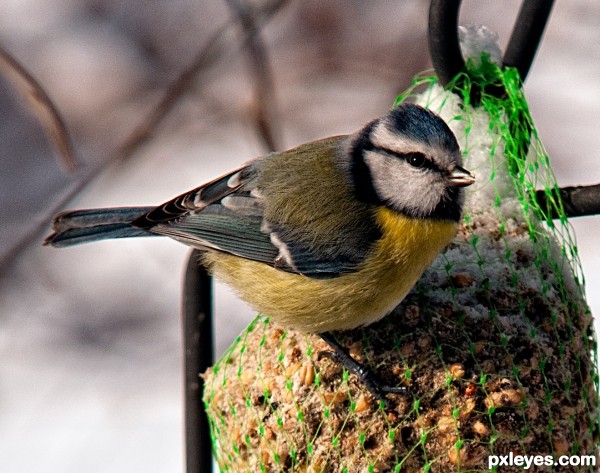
45 103 475 401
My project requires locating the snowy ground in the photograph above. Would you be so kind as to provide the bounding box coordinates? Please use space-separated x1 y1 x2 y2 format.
0 1 598 472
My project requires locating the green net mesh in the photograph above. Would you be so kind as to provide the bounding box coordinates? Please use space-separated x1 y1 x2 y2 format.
203 58 599 472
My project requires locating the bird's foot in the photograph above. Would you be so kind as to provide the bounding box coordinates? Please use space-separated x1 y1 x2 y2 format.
318 332 409 407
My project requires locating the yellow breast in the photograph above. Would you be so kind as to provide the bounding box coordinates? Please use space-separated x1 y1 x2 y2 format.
203 208 457 333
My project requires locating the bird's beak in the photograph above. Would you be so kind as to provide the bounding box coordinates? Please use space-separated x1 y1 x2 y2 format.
448 166 475 187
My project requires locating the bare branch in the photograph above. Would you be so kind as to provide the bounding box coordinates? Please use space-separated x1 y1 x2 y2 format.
119 0 289 158
225 0 282 152
0 45 79 171
0 0 290 272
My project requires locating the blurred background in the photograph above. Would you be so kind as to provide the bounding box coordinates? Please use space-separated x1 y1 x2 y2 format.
0 1 598 471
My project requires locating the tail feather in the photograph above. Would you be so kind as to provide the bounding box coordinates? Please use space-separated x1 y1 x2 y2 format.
45 207 156 247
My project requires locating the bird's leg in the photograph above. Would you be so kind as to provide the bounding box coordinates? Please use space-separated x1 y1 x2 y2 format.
318 332 408 405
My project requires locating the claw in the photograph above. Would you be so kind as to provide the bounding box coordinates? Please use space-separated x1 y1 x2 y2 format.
319 332 409 407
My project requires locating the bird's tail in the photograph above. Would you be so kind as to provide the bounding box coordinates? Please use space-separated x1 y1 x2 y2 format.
44 207 156 247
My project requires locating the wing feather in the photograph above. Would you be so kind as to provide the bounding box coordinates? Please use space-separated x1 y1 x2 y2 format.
132 140 379 278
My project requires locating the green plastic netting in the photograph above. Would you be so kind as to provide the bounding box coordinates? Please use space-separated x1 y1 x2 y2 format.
202 57 599 472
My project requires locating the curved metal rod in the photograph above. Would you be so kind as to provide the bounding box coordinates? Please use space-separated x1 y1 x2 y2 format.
428 0 462 88
428 0 554 87
537 184 600 219
503 0 555 80
183 250 214 473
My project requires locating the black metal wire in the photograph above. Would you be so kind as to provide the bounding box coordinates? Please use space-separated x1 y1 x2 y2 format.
428 0 462 88
537 185 600 219
428 0 554 88
503 1 555 79
183 250 214 473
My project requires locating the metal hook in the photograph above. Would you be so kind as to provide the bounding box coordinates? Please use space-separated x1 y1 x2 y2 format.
428 0 555 88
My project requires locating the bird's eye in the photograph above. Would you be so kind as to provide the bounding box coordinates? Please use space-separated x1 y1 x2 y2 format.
406 152 426 168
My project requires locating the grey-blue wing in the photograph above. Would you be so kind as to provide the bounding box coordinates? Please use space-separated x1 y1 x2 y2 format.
133 159 374 278
265 222 374 277
133 162 278 264
132 163 257 228
155 207 366 277
152 204 279 265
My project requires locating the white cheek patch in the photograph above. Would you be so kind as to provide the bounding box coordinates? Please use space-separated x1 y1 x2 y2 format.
364 150 408 185
363 151 405 201
363 150 391 176
364 150 443 218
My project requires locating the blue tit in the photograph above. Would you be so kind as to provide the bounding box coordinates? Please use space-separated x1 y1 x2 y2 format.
45 103 474 398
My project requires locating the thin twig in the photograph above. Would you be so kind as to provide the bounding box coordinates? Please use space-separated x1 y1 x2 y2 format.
119 0 288 158
225 0 281 152
0 45 79 171
0 0 289 272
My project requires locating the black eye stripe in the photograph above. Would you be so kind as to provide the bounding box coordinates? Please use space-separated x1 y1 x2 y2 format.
373 146 436 170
